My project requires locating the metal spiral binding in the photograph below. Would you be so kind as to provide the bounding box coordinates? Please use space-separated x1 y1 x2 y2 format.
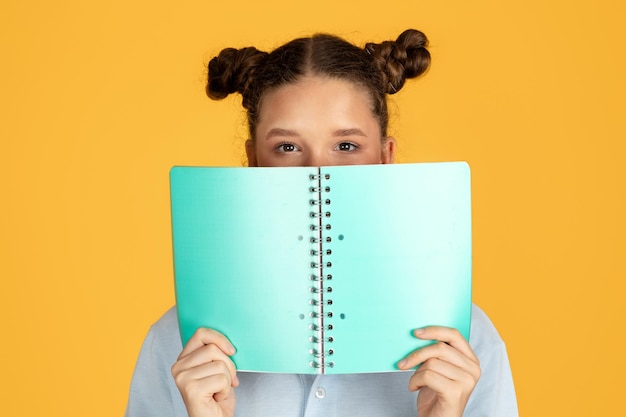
308 168 334 372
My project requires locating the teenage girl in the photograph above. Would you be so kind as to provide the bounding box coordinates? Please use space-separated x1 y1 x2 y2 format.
126 29 518 417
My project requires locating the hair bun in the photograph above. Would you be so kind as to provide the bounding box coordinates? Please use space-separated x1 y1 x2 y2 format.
365 29 431 94
206 47 268 101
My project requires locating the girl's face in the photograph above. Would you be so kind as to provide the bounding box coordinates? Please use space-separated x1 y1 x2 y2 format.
247 76 395 167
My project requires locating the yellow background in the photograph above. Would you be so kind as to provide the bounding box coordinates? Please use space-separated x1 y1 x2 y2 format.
1 0 624 415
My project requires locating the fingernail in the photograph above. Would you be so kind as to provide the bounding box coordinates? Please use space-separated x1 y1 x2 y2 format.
398 359 407 369
228 345 236 355
414 328 425 336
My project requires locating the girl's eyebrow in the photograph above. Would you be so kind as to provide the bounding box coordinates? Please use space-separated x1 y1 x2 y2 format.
264 128 299 140
264 127 367 140
333 128 367 137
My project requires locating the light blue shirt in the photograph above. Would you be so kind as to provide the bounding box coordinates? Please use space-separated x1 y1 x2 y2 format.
125 304 518 417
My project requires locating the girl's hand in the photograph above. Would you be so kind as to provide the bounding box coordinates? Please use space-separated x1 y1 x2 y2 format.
398 326 480 417
171 328 239 417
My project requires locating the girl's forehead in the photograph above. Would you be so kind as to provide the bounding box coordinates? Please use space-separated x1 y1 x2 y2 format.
258 78 373 119
259 76 374 111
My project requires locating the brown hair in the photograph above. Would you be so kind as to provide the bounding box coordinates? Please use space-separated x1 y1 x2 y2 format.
207 29 430 140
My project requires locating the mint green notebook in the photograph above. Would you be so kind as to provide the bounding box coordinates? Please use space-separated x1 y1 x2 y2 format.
170 162 472 374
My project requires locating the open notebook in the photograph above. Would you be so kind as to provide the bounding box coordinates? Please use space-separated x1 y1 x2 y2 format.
170 162 472 374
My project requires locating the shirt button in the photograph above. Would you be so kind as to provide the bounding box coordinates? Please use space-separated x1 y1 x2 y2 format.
315 387 326 399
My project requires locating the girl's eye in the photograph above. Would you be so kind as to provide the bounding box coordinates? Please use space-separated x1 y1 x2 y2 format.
336 142 358 152
276 143 299 153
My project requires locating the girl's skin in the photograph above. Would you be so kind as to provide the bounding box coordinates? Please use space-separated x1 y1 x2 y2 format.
171 76 481 417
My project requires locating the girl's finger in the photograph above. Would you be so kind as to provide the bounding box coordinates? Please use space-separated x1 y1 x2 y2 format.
179 327 236 359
